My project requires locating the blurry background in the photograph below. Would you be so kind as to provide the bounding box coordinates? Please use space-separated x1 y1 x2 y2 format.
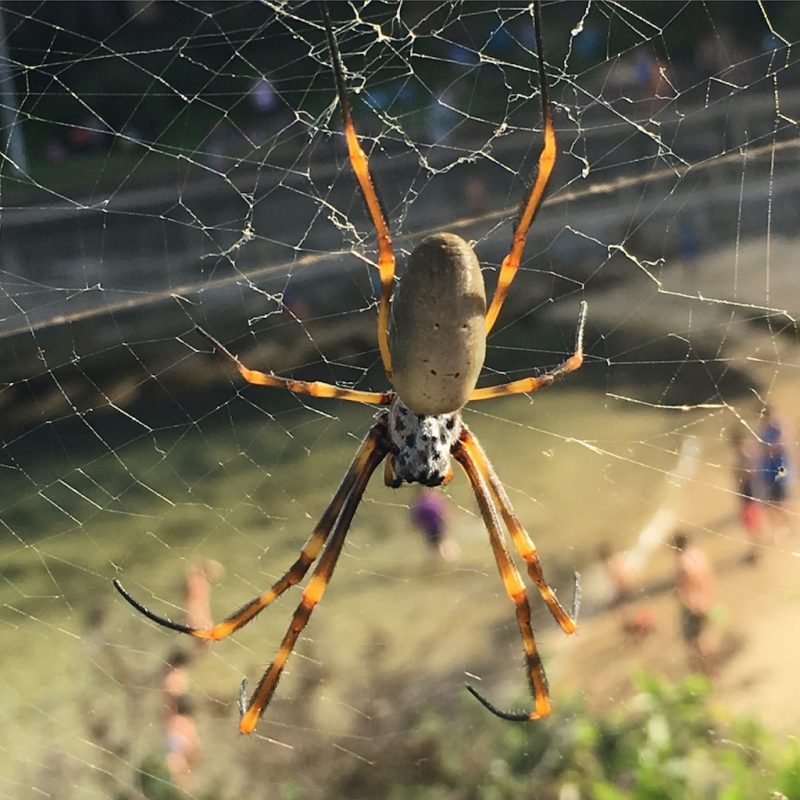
1 1 800 798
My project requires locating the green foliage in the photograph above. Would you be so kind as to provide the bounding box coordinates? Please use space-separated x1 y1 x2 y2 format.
319 672 797 800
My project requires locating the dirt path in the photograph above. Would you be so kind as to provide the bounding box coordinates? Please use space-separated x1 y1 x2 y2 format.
545 300 800 734
554 532 800 734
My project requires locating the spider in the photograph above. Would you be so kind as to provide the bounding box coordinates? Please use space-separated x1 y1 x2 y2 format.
114 1 587 735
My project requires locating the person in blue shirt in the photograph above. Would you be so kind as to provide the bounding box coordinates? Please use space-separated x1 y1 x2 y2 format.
759 406 794 537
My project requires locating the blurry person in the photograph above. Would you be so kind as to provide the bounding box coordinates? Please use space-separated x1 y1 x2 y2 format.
282 286 312 322
249 76 277 114
730 428 766 563
410 487 460 561
597 541 635 608
184 559 225 651
464 174 487 218
165 695 201 793
162 648 191 719
597 541 655 636
672 532 716 672
759 406 794 537
248 76 281 144
45 137 67 165
427 89 458 146
676 215 701 288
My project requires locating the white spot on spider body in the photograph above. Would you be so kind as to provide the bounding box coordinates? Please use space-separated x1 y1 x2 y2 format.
387 397 462 487
390 232 486 415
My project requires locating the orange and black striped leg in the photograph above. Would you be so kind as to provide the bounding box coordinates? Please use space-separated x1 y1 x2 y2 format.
196 326 393 405
321 4 396 381
113 420 390 644
485 1 555 335
459 428 579 634
239 429 387 733
454 431 551 721
471 301 586 402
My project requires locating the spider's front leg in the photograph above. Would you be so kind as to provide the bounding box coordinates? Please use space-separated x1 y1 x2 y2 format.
321 3 397 381
484 0 556 334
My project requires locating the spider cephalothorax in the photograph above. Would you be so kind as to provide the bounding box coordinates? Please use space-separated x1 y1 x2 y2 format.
385 398 462 487
114 0 586 736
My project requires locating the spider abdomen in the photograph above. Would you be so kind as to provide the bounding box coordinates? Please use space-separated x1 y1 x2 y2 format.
390 233 486 415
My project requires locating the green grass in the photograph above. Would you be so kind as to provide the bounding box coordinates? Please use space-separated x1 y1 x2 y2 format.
0 388 676 796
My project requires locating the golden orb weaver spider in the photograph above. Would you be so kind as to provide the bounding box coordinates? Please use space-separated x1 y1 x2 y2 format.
114 0 587 735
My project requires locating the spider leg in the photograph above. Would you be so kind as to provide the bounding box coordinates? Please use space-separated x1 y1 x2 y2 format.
485 1 554 335
453 429 551 721
240 428 387 733
113 419 390 643
459 428 580 634
321 4 396 382
196 326 392 405
470 301 586 402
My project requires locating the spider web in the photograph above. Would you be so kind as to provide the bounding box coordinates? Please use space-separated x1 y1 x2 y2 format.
1 1 799 797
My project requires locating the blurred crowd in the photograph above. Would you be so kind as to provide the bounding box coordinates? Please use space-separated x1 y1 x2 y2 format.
599 403 794 677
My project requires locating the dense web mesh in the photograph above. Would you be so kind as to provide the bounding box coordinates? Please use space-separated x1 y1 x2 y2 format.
1 2 799 798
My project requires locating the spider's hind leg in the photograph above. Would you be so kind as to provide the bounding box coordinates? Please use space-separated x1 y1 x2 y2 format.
453 427 554 721
461 428 580 634
239 424 388 733
114 420 391 646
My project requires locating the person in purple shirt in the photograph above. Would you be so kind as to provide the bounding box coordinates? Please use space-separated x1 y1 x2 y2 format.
410 488 460 561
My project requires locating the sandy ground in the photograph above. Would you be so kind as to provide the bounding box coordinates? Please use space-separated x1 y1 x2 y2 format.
555 518 800 734
545 236 800 735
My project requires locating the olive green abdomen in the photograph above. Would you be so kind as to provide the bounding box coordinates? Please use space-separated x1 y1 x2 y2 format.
389 233 486 415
